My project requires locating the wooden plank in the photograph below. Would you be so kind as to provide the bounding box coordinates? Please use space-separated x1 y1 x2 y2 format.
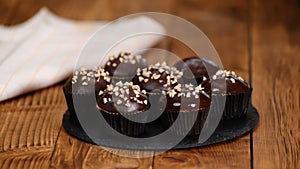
0 84 66 108
48 0 175 21
50 129 154 169
0 84 65 169
154 135 250 169
0 85 65 152
1 0 174 23
154 0 252 168
0 0 19 24
251 0 300 168
0 148 53 169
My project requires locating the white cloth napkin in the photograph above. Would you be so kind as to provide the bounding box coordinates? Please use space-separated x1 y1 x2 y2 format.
0 8 165 102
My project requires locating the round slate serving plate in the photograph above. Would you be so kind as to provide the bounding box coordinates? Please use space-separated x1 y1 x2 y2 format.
63 104 259 150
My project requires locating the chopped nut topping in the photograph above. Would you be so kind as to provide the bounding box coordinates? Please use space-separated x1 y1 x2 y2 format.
116 81 123 86
142 71 151 77
116 100 122 105
107 84 113 91
125 101 130 107
237 76 244 81
152 74 161 80
103 98 108 104
136 62 183 90
109 56 115 61
139 76 144 82
213 70 244 82
106 52 145 73
72 67 110 86
167 89 176 98
101 81 149 108
142 90 147 94
167 83 206 99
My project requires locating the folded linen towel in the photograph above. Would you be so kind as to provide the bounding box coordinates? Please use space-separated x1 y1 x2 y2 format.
0 8 164 102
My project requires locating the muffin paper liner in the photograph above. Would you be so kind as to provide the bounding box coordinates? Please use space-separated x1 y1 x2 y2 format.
100 109 148 136
63 82 96 124
64 88 147 136
160 108 209 136
220 87 252 119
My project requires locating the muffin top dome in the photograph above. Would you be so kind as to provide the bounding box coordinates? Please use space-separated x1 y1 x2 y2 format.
97 81 149 114
174 57 220 80
163 83 211 112
104 52 147 78
202 70 249 95
133 62 183 93
65 67 111 94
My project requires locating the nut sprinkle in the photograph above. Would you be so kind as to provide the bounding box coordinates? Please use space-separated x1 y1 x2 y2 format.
165 83 209 99
212 70 244 84
105 52 145 67
100 81 148 107
72 67 110 85
136 62 183 89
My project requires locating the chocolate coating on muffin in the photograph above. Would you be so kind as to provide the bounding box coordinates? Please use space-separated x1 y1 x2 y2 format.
67 67 111 94
164 83 211 112
104 52 147 78
202 70 249 95
97 82 149 114
133 62 183 93
174 57 220 82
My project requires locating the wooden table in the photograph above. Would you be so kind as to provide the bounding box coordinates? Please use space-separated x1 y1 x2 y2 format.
0 0 299 168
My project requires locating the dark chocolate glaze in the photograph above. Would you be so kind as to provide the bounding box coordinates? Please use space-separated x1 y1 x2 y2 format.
64 69 110 95
97 86 149 114
174 57 220 79
95 78 110 93
133 68 178 93
202 75 250 95
104 53 147 78
164 92 211 112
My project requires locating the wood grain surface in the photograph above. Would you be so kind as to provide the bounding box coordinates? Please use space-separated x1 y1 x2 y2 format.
0 0 299 169
251 0 300 168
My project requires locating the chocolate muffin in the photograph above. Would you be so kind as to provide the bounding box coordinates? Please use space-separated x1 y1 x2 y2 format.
161 83 211 136
132 62 184 120
202 70 252 119
97 81 150 136
133 62 183 95
63 67 111 122
173 57 220 84
104 52 147 82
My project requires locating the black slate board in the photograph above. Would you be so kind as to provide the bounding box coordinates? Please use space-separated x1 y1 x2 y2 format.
62 104 259 150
